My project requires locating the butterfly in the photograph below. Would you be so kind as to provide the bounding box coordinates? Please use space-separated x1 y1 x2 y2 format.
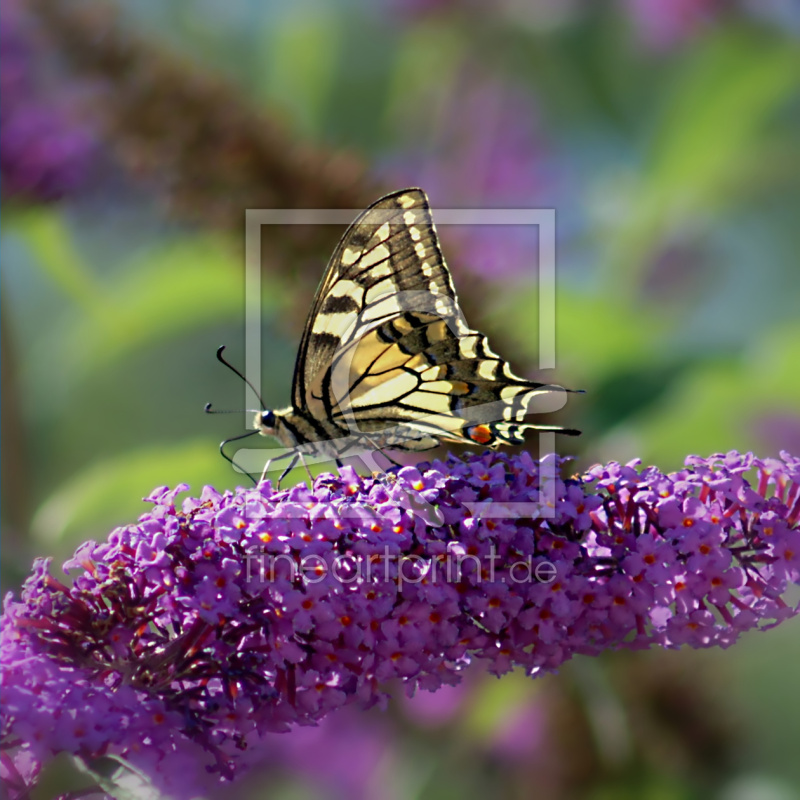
210 188 579 483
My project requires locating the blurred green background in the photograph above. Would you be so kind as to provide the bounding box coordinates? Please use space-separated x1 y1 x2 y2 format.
2 1 799 798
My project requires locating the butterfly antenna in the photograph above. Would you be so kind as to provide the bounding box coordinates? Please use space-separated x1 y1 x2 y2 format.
215 345 266 409
218 429 259 486
204 403 261 415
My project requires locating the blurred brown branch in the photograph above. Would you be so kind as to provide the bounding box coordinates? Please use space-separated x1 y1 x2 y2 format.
29 0 376 230
1 303 32 551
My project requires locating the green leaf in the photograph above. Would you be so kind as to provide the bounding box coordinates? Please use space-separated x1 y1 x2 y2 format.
462 671 540 741
31 439 231 546
383 23 465 144
61 235 282 377
605 27 800 290
259 6 344 134
603 321 800 469
30 435 347 549
5 207 105 312
754 320 800 398
489 286 670 380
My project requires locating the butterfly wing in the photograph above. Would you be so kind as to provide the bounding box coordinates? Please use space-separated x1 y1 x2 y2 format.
292 187 575 449
292 188 459 413
321 310 572 450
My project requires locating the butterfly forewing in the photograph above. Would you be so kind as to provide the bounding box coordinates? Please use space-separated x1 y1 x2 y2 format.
293 190 459 412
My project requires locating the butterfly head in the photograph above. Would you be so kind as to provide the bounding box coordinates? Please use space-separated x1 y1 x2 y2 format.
254 409 278 437
253 406 299 448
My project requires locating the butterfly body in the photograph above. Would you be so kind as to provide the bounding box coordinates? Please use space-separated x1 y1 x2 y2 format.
247 188 577 474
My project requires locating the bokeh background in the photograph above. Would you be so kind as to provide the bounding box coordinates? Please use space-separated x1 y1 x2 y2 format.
2 1 800 798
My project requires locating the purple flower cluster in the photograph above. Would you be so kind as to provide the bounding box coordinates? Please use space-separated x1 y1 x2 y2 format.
2 450 798 795
0 2 95 202
621 0 724 50
620 0 800 49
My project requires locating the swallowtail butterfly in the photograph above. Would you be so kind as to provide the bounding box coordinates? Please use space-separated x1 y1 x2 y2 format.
212 188 579 482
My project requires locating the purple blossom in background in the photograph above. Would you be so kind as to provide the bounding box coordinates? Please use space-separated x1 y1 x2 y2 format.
621 0 725 49
487 693 547 764
385 79 561 278
248 708 397 800
2 450 799 797
0 3 95 202
401 676 467 726
754 413 800 460
386 0 796 46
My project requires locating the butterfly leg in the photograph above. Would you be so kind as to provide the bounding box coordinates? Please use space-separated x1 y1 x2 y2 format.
259 449 297 487
274 453 299 488
380 450 403 468
298 453 315 487
218 429 261 484
360 436 402 473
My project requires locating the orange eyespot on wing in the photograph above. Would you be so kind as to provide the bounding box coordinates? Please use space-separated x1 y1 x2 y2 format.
467 424 494 445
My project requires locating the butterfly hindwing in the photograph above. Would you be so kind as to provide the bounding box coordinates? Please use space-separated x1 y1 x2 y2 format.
315 310 565 450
